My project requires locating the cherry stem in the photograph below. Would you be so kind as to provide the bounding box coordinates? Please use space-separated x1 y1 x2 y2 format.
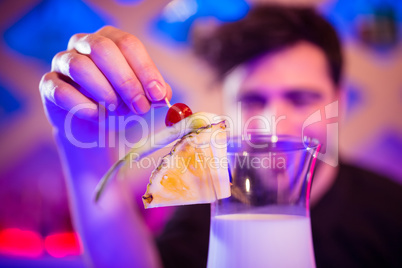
165 97 172 108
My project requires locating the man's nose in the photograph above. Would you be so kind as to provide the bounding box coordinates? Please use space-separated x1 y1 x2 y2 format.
262 101 299 137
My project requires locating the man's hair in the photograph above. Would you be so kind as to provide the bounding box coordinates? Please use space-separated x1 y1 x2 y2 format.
192 5 343 87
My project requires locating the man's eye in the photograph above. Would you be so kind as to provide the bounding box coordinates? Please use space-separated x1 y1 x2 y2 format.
238 95 267 109
291 98 314 107
286 91 322 107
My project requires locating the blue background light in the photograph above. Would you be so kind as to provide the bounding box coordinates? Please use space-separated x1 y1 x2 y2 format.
0 83 22 127
154 0 249 43
4 0 111 63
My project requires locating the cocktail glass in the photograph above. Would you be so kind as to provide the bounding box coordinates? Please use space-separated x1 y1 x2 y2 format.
207 134 320 268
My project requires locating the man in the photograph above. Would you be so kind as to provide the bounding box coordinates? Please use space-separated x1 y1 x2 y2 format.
39 4 402 268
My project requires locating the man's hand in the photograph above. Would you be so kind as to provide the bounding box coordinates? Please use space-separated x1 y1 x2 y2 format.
38 26 168 268
39 25 172 137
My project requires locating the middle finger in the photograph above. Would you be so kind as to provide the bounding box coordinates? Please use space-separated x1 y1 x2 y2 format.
69 33 151 114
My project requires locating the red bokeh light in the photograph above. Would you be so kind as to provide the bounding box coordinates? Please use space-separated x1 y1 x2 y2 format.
0 229 82 258
44 232 82 258
0 228 44 258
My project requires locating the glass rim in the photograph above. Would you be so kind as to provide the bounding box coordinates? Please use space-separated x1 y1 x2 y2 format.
226 134 321 153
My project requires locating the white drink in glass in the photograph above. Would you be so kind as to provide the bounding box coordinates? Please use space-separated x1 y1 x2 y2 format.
207 214 316 268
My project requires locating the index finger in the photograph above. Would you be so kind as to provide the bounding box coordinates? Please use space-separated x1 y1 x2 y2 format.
97 26 167 102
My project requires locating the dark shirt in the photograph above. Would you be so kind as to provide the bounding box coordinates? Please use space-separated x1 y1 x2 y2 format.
156 163 402 268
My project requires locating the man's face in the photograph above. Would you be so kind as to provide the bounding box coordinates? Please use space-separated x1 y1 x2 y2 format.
224 41 339 149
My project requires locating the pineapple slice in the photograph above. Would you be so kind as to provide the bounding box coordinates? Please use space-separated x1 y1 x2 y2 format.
94 112 228 202
143 121 230 208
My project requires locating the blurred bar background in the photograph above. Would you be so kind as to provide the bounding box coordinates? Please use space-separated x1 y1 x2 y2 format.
0 0 401 266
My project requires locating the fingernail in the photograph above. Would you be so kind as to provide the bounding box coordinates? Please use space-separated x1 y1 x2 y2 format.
147 81 165 101
132 94 150 114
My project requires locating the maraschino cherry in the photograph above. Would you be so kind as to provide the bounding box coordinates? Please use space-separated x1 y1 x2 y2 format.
165 98 193 127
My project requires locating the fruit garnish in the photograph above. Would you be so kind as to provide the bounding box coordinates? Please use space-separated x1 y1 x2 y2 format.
94 112 226 202
165 98 193 126
143 121 230 208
